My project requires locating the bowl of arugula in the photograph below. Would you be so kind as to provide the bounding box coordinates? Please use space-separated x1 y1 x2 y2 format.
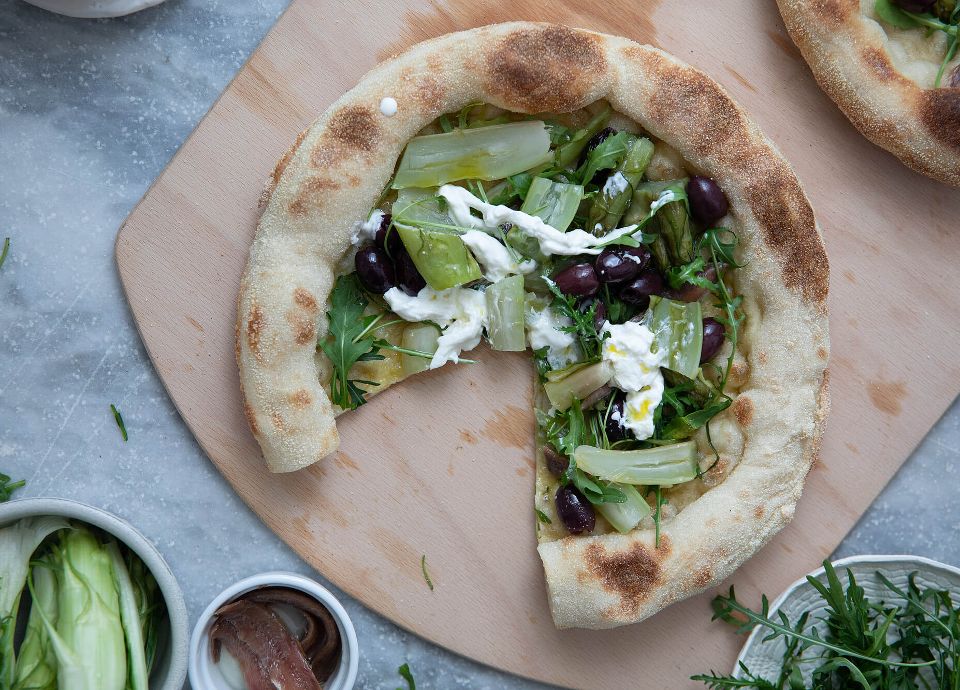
693 555 960 689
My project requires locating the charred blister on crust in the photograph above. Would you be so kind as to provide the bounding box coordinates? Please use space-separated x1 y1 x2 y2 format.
733 395 754 426
293 287 318 313
288 177 340 217
327 104 382 152
246 302 265 364
243 402 260 436
289 389 312 409
271 411 285 432
920 90 960 152
860 47 899 83
744 170 829 305
585 539 670 619
810 0 855 26
484 25 606 113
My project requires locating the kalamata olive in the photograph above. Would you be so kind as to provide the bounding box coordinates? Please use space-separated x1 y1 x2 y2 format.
687 176 730 226
555 484 596 534
595 247 649 284
554 263 600 298
544 446 568 478
950 64 960 89
700 317 726 364
374 215 403 256
661 264 719 303
619 270 664 307
592 300 608 333
354 245 396 294
893 0 935 11
605 393 629 442
394 248 426 296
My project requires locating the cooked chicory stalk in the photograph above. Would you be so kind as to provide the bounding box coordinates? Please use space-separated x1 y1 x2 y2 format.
391 121 552 188
595 483 653 533
13 559 58 690
543 361 614 411
588 137 655 233
519 177 584 232
648 296 703 379
655 196 695 265
401 323 440 375
0 515 69 688
485 275 526 351
44 527 127 690
396 225 482 290
574 442 699 485
106 543 148 690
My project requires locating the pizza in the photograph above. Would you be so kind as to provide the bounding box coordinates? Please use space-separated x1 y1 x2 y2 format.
776 0 960 186
237 23 830 629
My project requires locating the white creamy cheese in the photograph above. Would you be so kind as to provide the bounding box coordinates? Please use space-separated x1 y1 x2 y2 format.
601 320 665 440
379 97 398 117
437 185 639 256
350 209 384 246
461 230 536 282
622 376 664 441
525 300 579 369
649 188 679 215
384 285 487 369
602 171 630 197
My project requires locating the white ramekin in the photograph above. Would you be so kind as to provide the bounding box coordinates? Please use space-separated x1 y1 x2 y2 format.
0 497 189 690
189 571 359 690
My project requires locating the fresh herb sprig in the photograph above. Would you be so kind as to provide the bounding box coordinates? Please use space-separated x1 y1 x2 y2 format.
545 278 604 359
692 560 952 690
0 473 25 502
111 404 128 442
0 238 9 272
397 662 417 690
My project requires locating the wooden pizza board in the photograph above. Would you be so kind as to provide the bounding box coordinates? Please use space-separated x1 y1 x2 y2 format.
115 1 960 687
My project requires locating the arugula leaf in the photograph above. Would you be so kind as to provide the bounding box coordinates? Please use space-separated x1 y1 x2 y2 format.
661 397 732 441
546 278 603 359
691 663 779 689
578 131 633 186
875 0 924 28
111 403 128 442
0 473 24 502
0 238 8 272
420 555 434 591
535 508 552 524
397 662 416 690
317 274 386 410
488 172 534 205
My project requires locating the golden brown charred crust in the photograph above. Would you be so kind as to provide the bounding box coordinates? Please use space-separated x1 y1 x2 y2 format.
920 89 960 152
584 538 671 620
484 25 606 113
733 396 755 427
246 302 265 364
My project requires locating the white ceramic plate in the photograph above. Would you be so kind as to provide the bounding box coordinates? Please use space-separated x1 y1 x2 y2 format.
22 0 167 19
0 497 189 690
189 571 359 690
734 555 960 682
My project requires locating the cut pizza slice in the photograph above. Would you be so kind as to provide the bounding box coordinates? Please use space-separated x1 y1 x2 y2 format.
237 23 829 629
776 0 960 186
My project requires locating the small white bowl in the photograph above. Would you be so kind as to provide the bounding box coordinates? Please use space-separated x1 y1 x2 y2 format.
22 0 168 19
0 497 188 690
733 555 960 682
189 572 359 690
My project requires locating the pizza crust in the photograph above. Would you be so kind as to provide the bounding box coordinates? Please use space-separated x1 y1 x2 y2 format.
237 22 829 628
776 0 960 187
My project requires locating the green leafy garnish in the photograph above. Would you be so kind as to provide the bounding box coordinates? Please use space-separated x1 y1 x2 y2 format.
397 662 416 690
420 555 434 591
535 508 552 524
111 404 128 442
0 473 25 502
546 278 604 360
0 238 8 272
578 131 632 186
692 560 950 689
317 275 386 410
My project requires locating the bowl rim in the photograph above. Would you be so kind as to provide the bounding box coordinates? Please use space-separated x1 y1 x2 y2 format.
22 0 168 19
189 571 360 690
733 554 960 675
0 496 189 690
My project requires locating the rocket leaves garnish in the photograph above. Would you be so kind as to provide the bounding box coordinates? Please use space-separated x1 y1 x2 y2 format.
0 473 25 502
396 663 417 690
111 404 128 442
0 238 9 272
317 274 386 410
578 131 632 187
693 560 954 689
420 555 434 591
546 278 604 360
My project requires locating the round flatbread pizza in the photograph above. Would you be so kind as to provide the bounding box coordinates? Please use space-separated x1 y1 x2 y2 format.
776 0 960 186
237 22 830 629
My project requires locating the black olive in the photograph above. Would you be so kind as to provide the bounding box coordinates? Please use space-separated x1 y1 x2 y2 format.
555 485 596 534
700 317 726 364
595 246 650 284
618 270 664 308
354 246 396 294
686 176 730 226
554 263 600 298
544 446 568 478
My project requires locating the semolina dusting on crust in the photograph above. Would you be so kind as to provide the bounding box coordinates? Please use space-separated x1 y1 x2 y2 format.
775 0 960 187
236 23 830 629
